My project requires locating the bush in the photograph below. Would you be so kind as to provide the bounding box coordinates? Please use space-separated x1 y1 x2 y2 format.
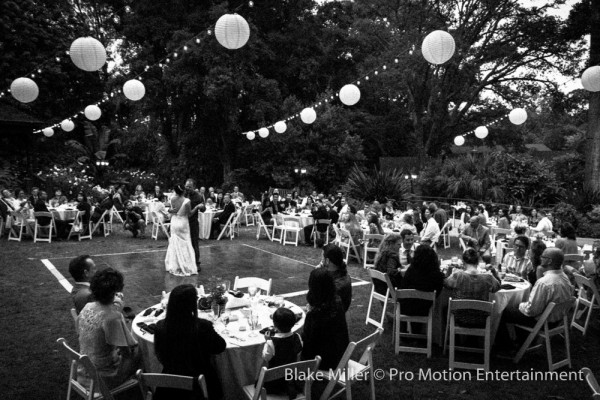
342 165 409 203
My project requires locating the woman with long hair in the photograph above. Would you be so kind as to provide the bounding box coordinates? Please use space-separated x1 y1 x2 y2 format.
154 284 226 400
367 213 384 247
555 222 579 255
497 208 511 230
320 244 352 311
342 206 362 245
529 239 547 284
398 213 418 235
165 185 198 276
400 245 445 315
372 234 403 294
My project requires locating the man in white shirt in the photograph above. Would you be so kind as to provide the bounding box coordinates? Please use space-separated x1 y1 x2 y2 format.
531 210 553 236
420 205 440 248
399 229 417 268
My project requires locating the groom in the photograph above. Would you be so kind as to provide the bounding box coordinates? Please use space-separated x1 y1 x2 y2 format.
185 179 203 269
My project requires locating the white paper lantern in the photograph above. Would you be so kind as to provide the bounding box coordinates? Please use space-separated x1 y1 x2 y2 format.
454 136 465 146
10 77 39 103
259 127 269 138
69 37 107 71
123 79 146 101
246 131 256 140
60 119 75 132
581 66 600 92
85 105 102 121
274 121 287 133
339 84 361 106
43 128 54 137
474 126 488 139
215 14 250 50
509 108 527 125
300 108 317 124
421 30 455 65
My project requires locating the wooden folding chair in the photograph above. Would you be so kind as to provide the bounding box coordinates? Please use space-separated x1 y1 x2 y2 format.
338 227 361 264
311 219 331 248
282 215 302 246
8 211 27 242
233 276 273 295
33 211 56 243
216 211 239 240
513 299 575 371
243 357 321 400
319 329 383 400
395 289 437 358
91 209 110 237
582 367 600 399
564 254 586 270
255 212 273 240
365 270 397 333
272 214 285 243
440 220 453 249
572 274 600 336
56 338 138 400
363 234 384 269
243 205 256 226
137 370 207 400
150 211 171 240
110 205 124 224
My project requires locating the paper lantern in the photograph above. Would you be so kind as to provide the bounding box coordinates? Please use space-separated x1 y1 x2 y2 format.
85 105 102 121
246 131 256 140
581 66 600 92
474 126 488 139
123 79 145 101
274 121 287 133
69 37 107 71
43 128 54 137
509 108 527 125
421 30 455 65
454 136 465 146
300 108 317 124
339 84 361 106
258 127 269 138
10 77 39 103
215 14 250 50
60 119 75 132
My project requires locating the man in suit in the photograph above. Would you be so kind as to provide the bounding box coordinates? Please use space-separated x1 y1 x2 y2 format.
68 255 97 314
399 229 417 267
460 216 492 263
185 179 203 268
212 194 236 238
91 190 113 224
33 190 52 226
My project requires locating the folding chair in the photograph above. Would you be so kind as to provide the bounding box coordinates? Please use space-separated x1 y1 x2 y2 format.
70 308 79 334
572 274 600 336
338 227 361 264
243 357 321 400
243 205 256 226
33 211 56 243
490 227 511 243
440 220 453 249
319 329 383 400
255 212 273 241
443 298 494 371
71 211 93 241
331 224 342 246
150 211 171 240
56 338 138 400
137 370 208 400
564 254 586 270
272 214 285 243
8 211 27 242
91 210 110 237
582 367 600 400
282 215 302 246
395 289 437 358
233 276 273 295
311 219 331 248
365 270 397 333
110 205 124 224
363 234 384 269
512 299 575 371
216 211 238 240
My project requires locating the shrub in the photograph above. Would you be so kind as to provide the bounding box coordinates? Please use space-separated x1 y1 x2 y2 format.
342 165 409 203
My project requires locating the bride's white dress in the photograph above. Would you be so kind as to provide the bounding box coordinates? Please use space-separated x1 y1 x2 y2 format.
165 198 198 276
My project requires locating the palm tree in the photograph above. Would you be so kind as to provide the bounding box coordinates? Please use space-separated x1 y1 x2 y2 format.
443 154 504 201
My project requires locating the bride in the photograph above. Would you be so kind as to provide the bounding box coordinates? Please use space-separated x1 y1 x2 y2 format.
165 185 198 276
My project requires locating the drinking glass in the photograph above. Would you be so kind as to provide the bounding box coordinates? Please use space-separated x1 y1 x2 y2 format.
248 312 259 337
221 312 231 336
248 286 258 299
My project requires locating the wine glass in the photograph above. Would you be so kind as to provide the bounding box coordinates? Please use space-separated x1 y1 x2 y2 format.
248 286 258 299
248 312 259 337
221 312 231 336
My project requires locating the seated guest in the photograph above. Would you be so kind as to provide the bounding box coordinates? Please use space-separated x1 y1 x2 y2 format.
29 186 40 205
332 192 343 213
356 203 369 222
205 197 215 210
460 216 491 263
460 205 472 226
69 255 97 314
411 203 424 234
76 193 92 227
91 191 113 224
371 201 383 218
342 206 362 245
284 193 296 209
261 191 277 225
274 192 287 213
530 210 553 236
432 202 448 231
475 204 488 226
420 205 441 248
398 213 418 236
500 236 532 279
478 203 489 220
215 192 224 209
444 248 501 326
261 308 303 398
154 284 226 400
327 202 339 224
33 190 52 226
318 244 352 312
123 200 146 238
508 224 528 248
398 229 418 268
400 245 445 315
134 184 145 201
78 268 141 388
554 222 579 255
528 208 541 226
212 194 235 238
153 185 165 202
382 200 395 221
367 213 385 247
304 205 329 246
497 208 511 230
50 189 68 207
302 268 349 370
231 185 244 202
112 186 125 211
528 239 547 284
373 234 403 294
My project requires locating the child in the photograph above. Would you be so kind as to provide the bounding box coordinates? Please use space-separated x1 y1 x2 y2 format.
261 308 303 398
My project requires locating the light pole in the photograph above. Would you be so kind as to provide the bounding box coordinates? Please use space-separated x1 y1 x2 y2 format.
405 173 417 194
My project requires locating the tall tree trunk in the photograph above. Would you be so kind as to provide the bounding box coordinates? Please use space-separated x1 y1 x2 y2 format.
585 1 600 190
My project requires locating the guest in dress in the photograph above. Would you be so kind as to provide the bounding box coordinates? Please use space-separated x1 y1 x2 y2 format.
68 255 97 314
497 208 511 230
367 213 384 247
112 186 125 211
301 268 349 370
528 239 547 285
373 234 403 294
50 189 68 207
154 284 226 400
215 192 225 209
460 205 472 226
318 244 352 311
400 245 445 316
529 209 541 226
555 222 579 255
342 206 362 246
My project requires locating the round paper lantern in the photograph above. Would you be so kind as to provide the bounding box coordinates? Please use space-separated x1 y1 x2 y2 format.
84 105 102 121
509 108 527 125
300 108 317 124
454 136 465 146
274 121 287 133
258 127 269 138
339 84 361 106
43 128 54 137
215 14 250 50
421 30 455 65
10 77 39 103
60 119 75 132
123 79 145 101
246 131 256 140
581 66 600 92
474 126 488 139
69 37 107 71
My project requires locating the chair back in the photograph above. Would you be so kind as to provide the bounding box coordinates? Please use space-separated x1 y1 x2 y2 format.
364 234 384 248
136 370 208 400
581 367 600 399
34 211 53 221
233 276 273 295
368 269 390 297
274 213 284 228
575 274 600 305
551 298 575 321
10 211 25 225
254 357 321 400
448 298 494 314
396 289 436 302
564 254 585 269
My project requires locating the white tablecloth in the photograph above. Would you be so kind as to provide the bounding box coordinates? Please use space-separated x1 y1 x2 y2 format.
49 208 78 221
199 211 215 239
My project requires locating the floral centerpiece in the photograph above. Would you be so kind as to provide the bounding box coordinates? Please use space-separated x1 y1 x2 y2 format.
199 277 229 317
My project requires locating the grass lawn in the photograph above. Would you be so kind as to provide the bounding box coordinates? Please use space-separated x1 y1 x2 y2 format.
0 225 598 399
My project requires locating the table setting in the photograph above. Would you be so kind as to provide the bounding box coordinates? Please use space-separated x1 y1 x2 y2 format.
48 203 78 221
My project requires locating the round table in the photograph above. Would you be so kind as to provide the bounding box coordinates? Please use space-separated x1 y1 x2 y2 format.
132 295 305 399
199 210 216 239
49 208 78 221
